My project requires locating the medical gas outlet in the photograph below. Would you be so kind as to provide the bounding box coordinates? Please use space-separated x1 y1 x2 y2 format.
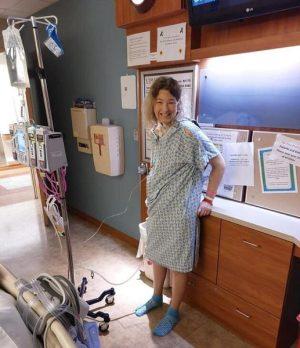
90 124 124 176
70 107 97 154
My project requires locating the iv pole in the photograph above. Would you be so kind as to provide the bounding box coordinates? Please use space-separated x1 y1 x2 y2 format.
7 15 75 284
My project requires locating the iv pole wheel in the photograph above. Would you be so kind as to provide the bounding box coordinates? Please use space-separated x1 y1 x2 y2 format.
99 322 109 332
105 295 114 305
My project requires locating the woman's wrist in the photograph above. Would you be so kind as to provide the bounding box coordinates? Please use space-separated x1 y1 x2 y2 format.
206 191 217 199
202 196 213 206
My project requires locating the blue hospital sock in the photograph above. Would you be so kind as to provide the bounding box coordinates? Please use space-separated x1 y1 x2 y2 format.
135 295 163 317
153 306 180 337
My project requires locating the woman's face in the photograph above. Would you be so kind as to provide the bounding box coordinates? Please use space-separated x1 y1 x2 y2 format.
153 89 178 126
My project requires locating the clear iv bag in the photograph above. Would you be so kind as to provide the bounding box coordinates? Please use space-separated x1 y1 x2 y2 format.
2 26 30 88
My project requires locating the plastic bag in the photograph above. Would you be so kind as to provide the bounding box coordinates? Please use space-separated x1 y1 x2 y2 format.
2 26 29 88
44 24 64 57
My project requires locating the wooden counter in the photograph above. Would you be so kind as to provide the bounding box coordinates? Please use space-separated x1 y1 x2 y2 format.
184 199 300 348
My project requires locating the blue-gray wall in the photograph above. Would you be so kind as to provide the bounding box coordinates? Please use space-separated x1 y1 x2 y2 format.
22 0 141 239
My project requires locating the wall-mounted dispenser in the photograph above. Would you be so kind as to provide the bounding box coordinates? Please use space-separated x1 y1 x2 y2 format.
70 107 97 154
90 120 124 176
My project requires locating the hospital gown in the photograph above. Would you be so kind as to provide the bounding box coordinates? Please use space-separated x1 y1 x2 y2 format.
145 119 220 273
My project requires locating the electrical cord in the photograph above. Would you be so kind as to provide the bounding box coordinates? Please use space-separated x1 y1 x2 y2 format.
83 176 147 243
77 263 142 287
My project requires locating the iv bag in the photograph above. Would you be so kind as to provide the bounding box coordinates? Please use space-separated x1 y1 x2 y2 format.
44 24 64 57
2 26 30 88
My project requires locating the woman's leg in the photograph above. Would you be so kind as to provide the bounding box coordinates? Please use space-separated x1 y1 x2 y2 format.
135 261 166 316
153 261 167 296
153 270 188 336
170 270 188 310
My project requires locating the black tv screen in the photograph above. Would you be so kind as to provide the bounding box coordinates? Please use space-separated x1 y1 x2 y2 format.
187 0 300 26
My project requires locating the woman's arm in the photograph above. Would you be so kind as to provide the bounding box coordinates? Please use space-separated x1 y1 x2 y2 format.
197 154 225 217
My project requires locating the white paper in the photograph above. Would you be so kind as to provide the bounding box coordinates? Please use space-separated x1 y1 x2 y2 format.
157 23 186 62
217 183 235 198
127 32 150 67
121 75 136 109
270 134 300 167
259 147 298 193
222 142 254 186
201 129 239 198
150 52 157 61
202 129 238 153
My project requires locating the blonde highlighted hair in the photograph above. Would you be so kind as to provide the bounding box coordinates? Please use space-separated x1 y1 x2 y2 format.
143 76 182 127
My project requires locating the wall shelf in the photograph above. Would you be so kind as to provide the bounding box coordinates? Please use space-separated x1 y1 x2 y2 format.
191 31 300 60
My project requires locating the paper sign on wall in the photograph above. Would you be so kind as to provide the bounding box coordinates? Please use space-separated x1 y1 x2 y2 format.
270 134 300 167
127 31 150 67
222 142 254 186
157 23 186 62
259 147 298 193
202 129 239 199
121 75 136 109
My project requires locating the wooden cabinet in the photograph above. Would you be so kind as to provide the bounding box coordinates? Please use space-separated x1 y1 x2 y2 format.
185 216 295 348
115 0 185 28
186 273 280 348
218 221 293 317
193 216 220 284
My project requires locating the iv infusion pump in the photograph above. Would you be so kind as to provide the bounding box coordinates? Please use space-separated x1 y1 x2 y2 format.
10 122 67 173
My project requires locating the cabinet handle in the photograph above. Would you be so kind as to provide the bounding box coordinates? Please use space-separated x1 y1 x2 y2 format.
235 308 251 319
242 240 260 248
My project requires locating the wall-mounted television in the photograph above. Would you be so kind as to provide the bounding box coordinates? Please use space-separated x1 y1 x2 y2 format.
187 0 300 26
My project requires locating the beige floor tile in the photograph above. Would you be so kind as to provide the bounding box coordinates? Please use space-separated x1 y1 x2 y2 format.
0 195 254 348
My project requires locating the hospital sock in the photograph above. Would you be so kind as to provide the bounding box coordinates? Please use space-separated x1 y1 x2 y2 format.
153 306 180 337
135 295 163 317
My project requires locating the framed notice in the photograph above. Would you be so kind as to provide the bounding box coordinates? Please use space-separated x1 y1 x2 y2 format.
140 65 198 161
258 147 297 193
245 131 300 218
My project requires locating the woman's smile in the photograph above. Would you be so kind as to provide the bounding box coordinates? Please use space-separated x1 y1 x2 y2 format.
154 89 178 126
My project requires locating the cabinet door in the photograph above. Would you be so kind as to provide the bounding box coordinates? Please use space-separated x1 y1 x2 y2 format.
185 273 280 348
193 216 221 284
218 221 293 317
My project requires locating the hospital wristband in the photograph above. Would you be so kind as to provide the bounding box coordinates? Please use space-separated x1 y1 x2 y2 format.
202 197 213 205
206 191 217 199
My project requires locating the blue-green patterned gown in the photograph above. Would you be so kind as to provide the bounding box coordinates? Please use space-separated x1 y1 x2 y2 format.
145 119 220 273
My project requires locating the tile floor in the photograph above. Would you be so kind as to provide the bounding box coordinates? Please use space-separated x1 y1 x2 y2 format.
0 182 252 347
0 166 34 206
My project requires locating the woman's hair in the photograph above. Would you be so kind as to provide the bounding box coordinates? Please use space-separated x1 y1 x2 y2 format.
143 76 182 126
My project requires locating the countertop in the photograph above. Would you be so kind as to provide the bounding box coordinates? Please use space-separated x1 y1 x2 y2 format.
211 197 300 246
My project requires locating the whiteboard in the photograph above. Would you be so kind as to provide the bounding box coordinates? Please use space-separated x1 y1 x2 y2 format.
140 66 198 161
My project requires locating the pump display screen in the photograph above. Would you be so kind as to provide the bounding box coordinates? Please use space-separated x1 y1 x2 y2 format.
16 131 26 153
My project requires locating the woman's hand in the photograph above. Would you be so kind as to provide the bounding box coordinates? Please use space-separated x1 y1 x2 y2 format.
197 200 212 217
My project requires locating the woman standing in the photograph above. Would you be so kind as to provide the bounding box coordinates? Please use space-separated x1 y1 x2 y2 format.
135 77 225 336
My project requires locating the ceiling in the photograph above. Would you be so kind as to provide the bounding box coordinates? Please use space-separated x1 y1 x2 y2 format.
0 0 58 19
